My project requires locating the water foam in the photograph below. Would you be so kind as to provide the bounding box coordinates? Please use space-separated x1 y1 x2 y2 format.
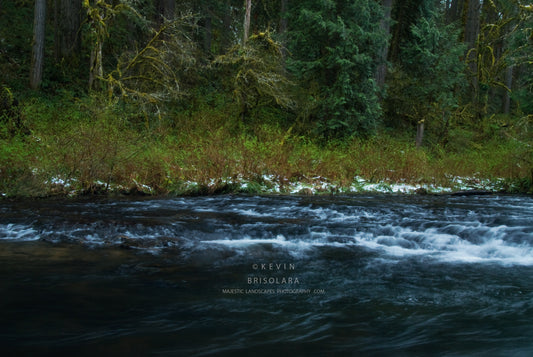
201 220 533 265
353 223 533 265
0 224 40 241
201 234 356 259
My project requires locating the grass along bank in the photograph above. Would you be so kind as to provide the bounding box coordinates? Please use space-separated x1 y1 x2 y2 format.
1 95 532 198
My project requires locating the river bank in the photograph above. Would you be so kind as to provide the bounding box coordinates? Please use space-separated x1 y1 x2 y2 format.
2 95 532 199
1 172 527 199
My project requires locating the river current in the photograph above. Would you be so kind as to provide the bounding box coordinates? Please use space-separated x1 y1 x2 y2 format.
1 194 532 356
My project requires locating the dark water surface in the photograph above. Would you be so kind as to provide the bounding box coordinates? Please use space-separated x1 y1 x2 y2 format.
1 194 533 356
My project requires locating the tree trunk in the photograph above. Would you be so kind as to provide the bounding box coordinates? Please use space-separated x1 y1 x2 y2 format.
503 65 513 115
244 0 251 43
464 0 482 119
416 119 425 148
279 0 288 34
464 0 480 48
88 4 104 92
89 41 103 91
375 0 394 88
54 0 81 62
446 0 464 24
389 0 419 64
30 0 46 90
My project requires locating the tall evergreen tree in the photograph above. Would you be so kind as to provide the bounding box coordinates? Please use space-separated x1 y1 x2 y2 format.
287 0 386 139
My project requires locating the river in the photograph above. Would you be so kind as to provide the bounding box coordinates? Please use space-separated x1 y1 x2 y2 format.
1 194 532 356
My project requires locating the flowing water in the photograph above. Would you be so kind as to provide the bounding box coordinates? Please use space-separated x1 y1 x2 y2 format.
1 194 533 356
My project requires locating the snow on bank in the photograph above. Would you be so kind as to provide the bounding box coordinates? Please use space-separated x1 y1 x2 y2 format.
0 173 517 198
251 174 508 195
178 174 509 195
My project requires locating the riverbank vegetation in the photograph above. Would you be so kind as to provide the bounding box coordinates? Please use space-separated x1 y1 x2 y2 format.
1 0 532 197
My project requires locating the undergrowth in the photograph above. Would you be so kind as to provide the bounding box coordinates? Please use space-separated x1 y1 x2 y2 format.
0 93 531 197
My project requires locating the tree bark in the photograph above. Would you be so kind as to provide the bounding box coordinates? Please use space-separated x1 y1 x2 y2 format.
244 0 251 43
503 65 513 115
464 0 480 49
54 0 82 62
279 0 288 34
446 0 464 24
375 0 394 88
89 40 103 91
30 0 46 90
463 0 481 118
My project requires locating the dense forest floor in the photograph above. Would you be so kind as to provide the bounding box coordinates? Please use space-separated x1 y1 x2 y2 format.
1 93 531 198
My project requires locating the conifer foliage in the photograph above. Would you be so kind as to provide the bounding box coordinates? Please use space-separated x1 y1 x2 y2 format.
385 5 466 147
287 0 387 139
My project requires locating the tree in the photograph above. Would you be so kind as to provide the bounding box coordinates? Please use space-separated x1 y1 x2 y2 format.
83 0 141 91
465 0 533 119
464 0 481 47
54 0 82 63
244 0 252 42
279 0 288 35
79 11 199 129
287 0 387 139
464 0 482 118
214 31 294 122
446 0 463 23
30 0 46 90
385 6 466 147
376 0 395 88
388 0 424 65
84 0 111 91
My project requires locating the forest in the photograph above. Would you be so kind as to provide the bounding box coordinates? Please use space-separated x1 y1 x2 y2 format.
0 0 532 196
